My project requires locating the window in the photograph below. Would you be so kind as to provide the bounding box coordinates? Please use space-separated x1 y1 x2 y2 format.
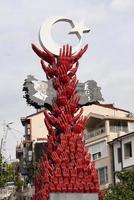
129 122 134 132
89 141 107 159
98 166 108 185
117 148 122 163
27 123 31 135
93 152 101 160
110 120 128 133
124 142 132 159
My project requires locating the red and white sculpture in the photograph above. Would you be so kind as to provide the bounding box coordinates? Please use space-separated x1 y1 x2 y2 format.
31 17 101 200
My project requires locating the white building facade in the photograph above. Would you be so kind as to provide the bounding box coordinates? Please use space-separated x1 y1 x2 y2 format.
84 104 134 190
109 132 134 183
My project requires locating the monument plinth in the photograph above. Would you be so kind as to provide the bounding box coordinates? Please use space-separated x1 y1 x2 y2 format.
31 16 101 200
50 193 98 200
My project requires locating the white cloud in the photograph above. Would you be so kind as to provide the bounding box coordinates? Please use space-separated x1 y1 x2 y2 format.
111 0 134 11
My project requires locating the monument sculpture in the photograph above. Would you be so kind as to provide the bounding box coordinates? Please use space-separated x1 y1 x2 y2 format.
31 17 102 200
23 17 103 110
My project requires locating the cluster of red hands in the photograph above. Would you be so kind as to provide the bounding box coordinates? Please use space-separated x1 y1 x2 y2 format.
32 43 88 65
32 44 100 200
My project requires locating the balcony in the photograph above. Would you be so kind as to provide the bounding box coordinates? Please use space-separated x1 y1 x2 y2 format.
85 125 128 140
85 127 105 140
110 126 128 133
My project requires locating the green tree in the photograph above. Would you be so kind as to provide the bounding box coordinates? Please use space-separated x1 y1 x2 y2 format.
0 161 14 187
105 169 134 200
0 159 24 190
0 154 3 175
15 176 24 191
0 154 7 187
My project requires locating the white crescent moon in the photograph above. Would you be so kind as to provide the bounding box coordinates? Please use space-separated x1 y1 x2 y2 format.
39 16 85 56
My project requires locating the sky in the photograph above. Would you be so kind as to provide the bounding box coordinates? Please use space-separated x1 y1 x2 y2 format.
0 0 134 159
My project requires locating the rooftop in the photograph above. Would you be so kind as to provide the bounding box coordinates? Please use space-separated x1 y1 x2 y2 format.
109 131 134 144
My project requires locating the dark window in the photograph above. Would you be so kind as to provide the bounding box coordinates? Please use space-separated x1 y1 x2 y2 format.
93 152 101 160
117 148 122 163
27 123 31 135
124 142 132 159
34 142 47 162
98 166 108 185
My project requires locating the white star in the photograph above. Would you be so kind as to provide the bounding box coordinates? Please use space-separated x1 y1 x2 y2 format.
69 21 90 39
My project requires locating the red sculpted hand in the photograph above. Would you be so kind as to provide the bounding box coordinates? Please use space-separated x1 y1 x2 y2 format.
58 64 68 73
69 95 80 113
73 116 87 133
66 76 78 97
44 111 58 126
58 44 88 66
53 78 60 89
41 60 54 79
58 65 70 83
64 104 71 114
57 87 67 106
44 118 56 135
73 108 83 123
68 62 79 78
59 111 72 124
73 44 88 63
58 45 74 68
52 103 61 115
56 112 68 131
51 151 61 164
50 182 55 192
56 143 65 155
32 43 55 65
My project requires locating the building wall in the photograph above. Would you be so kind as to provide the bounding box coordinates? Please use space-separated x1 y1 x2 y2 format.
112 133 134 184
83 104 128 118
122 135 134 168
95 157 111 190
87 139 108 159
29 112 48 141
86 138 112 189
128 122 134 132
84 105 130 189
113 141 122 172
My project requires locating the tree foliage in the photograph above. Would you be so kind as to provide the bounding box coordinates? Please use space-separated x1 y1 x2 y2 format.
0 156 24 190
105 169 134 200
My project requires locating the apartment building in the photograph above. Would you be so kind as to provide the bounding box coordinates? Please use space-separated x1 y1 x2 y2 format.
16 110 47 180
84 103 134 190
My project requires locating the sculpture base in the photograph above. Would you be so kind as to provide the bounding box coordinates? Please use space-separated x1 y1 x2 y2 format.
50 193 99 200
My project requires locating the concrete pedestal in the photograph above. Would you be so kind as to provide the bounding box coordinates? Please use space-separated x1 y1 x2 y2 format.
50 193 99 200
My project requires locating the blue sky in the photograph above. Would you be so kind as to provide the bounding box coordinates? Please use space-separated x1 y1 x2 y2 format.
0 0 134 159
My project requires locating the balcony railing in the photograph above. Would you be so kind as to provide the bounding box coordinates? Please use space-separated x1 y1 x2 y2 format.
85 125 128 140
85 127 105 140
110 126 128 133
